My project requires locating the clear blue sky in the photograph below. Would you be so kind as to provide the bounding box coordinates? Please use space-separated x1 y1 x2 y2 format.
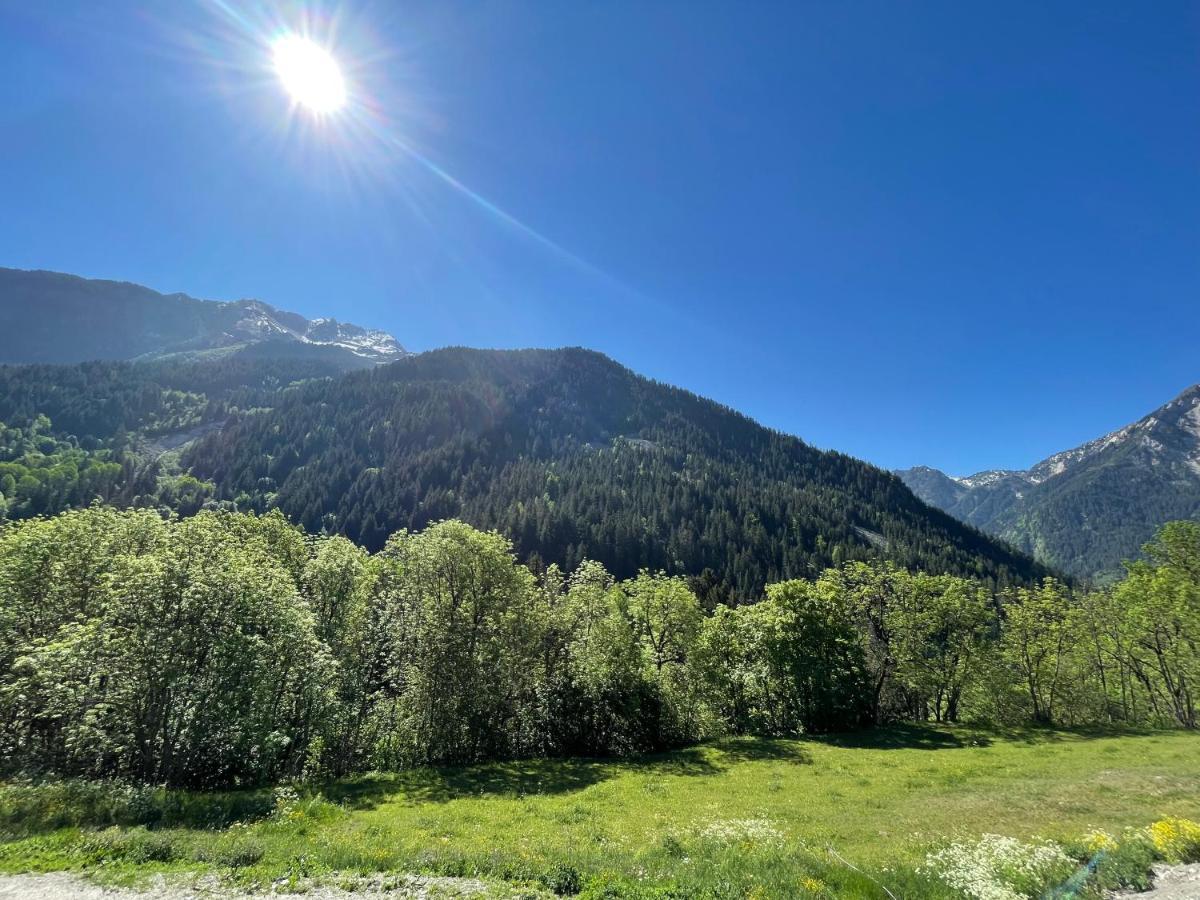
1 1 1197 475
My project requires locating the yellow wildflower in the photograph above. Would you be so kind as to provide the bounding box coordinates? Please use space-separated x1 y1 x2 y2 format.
1083 829 1117 853
1148 818 1200 864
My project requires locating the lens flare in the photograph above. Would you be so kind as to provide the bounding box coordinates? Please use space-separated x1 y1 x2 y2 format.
273 34 346 113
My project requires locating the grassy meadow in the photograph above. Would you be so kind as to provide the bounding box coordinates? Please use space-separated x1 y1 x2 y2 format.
1 725 1198 898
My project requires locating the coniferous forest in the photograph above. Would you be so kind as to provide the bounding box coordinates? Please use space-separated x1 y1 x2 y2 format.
0 348 1045 603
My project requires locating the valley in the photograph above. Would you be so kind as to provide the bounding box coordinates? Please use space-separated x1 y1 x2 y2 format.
0 271 1197 899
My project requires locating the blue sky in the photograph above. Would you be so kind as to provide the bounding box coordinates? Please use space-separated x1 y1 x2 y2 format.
1 1 1197 475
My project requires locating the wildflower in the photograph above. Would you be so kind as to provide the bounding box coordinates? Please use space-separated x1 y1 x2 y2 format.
1148 818 1200 864
272 785 302 821
698 818 784 847
1082 829 1117 853
922 834 1074 900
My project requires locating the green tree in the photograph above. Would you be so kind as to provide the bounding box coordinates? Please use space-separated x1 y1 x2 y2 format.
1114 522 1199 728
889 574 995 722
1000 579 1072 724
368 521 544 766
757 579 872 733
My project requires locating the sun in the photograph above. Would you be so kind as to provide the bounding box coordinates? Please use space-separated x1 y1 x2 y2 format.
272 35 346 114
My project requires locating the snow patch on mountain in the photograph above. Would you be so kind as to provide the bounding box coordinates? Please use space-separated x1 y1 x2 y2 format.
220 301 409 362
954 469 1029 488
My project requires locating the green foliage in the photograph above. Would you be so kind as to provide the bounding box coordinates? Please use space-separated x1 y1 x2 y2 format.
1112 522 1200 728
0 419 128 518
1088 832 1157 892
362 521 546 767
1 508 1196 793
0 508 332 787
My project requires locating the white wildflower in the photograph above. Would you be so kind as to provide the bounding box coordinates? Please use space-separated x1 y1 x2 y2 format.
699 818 784 847
921 834 1074 900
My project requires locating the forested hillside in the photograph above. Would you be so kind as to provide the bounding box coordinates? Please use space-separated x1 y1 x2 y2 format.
0 348 1045 598
185 347 1044 596
0 353 353 519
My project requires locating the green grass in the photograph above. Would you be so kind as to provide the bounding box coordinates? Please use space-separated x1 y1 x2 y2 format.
2 725 1198 898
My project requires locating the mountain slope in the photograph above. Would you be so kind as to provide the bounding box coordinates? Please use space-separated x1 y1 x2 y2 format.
0 268 1046 595
897 385 1200 580
183 347 1046 597
0 268 408 368
0 348 1045 597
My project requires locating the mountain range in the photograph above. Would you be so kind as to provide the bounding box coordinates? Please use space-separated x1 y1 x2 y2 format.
0 267 409 368
7 267 1195 589
0 269 1045 598
897 385 1200 581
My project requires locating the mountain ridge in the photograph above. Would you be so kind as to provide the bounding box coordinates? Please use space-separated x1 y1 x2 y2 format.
0 266 1051 593
183 345 1047 596
0 267 409 367
898 383 1200 580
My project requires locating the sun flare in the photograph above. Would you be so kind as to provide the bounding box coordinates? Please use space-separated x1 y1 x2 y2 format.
272 34 346 113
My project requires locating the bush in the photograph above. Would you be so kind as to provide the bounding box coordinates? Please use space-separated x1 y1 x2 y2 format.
204 831 266 869
541 862 583 895
77 827 181 864
0 779 276 835
1092 832 1157 893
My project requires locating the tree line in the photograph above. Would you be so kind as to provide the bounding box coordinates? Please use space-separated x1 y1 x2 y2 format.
1 507 1194 789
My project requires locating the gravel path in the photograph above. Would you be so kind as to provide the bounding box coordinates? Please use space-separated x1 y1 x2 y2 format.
1112 864 1200 899
5 865 1199 899
0 873 532 899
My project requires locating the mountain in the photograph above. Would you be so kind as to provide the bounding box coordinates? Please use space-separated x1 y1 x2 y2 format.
0 268 408 368
181 347 1046 597
0 268 1048 595
897 385 1200 581
0 347 1045 599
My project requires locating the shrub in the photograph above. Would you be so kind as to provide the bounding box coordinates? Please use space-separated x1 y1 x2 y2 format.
77 827 181 864
541 862 582 895
1091 832 1157 893
192 824 266 869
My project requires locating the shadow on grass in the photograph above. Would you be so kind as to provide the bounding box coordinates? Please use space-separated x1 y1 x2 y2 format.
811 721 1166 752
323 744 738 811
709 736 812 765
0 781 276 839
814 723 988 751
5 724 1174 836
323 740 812 812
